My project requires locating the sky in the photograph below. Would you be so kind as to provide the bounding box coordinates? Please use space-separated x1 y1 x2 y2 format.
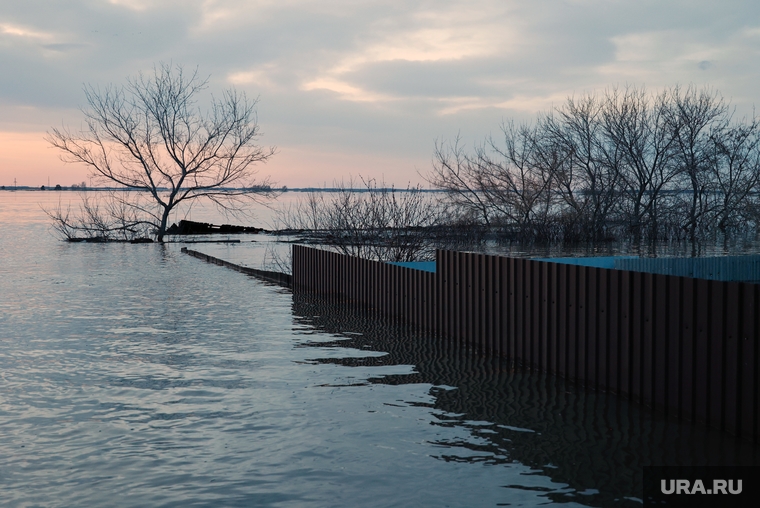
1 0 760 188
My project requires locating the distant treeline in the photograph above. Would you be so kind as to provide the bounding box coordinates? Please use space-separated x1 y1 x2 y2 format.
430 85 760 246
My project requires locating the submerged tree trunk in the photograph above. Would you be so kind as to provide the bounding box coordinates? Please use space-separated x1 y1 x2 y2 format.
157 206 171 243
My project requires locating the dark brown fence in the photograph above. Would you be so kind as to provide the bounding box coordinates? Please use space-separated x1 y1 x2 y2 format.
292 244 760 442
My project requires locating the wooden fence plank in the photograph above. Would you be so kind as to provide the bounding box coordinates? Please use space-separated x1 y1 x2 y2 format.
740 284 757 441
458 254 465 342
587 267 598 388
499 256 509 358
681 277 695 420
557 263 568 377
517 258 526 364
666 276 682 418
548 262 558 374
532 261 542 369
653 274 668 413
631 272 643 402
642 272 654 408
567 265 578 381
508 258 517 361
442 250 450 337
473 254 482 350
709 281 725 430
608 270 620 394
695 278 711 424
620 271 631 397
597 268 608 391
485 255 494 353
540 262 549 372
724 282 740 435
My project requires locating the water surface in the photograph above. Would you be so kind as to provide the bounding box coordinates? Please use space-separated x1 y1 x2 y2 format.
1 191 758 507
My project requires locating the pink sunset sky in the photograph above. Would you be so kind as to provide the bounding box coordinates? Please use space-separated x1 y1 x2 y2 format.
2 0 760 188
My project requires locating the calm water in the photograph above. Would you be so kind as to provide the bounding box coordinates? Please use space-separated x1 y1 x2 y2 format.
1 191 759 507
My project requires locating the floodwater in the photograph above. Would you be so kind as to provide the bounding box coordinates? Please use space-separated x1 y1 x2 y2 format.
1 191 759 507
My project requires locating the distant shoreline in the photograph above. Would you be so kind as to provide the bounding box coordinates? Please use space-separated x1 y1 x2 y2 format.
0 186 444 193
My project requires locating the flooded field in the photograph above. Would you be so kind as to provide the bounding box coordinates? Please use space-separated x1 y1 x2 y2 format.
1 191 759 507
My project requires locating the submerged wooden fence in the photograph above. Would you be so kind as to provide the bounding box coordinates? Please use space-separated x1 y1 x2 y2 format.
182 248 292 287
292 245 760 442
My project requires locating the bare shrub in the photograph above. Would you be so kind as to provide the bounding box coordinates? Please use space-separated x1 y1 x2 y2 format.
46 191 155 241
275 178 445 261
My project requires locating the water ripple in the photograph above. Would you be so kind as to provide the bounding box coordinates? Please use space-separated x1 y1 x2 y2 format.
2 194 759 507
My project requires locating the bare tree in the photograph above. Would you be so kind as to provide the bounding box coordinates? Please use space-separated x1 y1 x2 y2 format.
544 94 622 242
478 121 557 239
664 85 729 243
430 135 494 226
711 117 760 234
275 178 444 261
47 63 276 242
600 86 680 245
429 124 558 241
427 84 760 250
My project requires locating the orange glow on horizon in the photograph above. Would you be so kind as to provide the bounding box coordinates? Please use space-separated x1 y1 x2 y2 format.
0 131 87 187
262 146 427 188
0 131 427 189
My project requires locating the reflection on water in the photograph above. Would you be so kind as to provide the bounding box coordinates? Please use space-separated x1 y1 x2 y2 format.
3 191 760 507
0 200 586 507
292 294 760 506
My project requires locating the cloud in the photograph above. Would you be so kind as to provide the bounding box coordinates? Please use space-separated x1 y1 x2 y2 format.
41 43 89 52
0 22 52 40
296 2 524 107
1 1 760 186
107 0 167 12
